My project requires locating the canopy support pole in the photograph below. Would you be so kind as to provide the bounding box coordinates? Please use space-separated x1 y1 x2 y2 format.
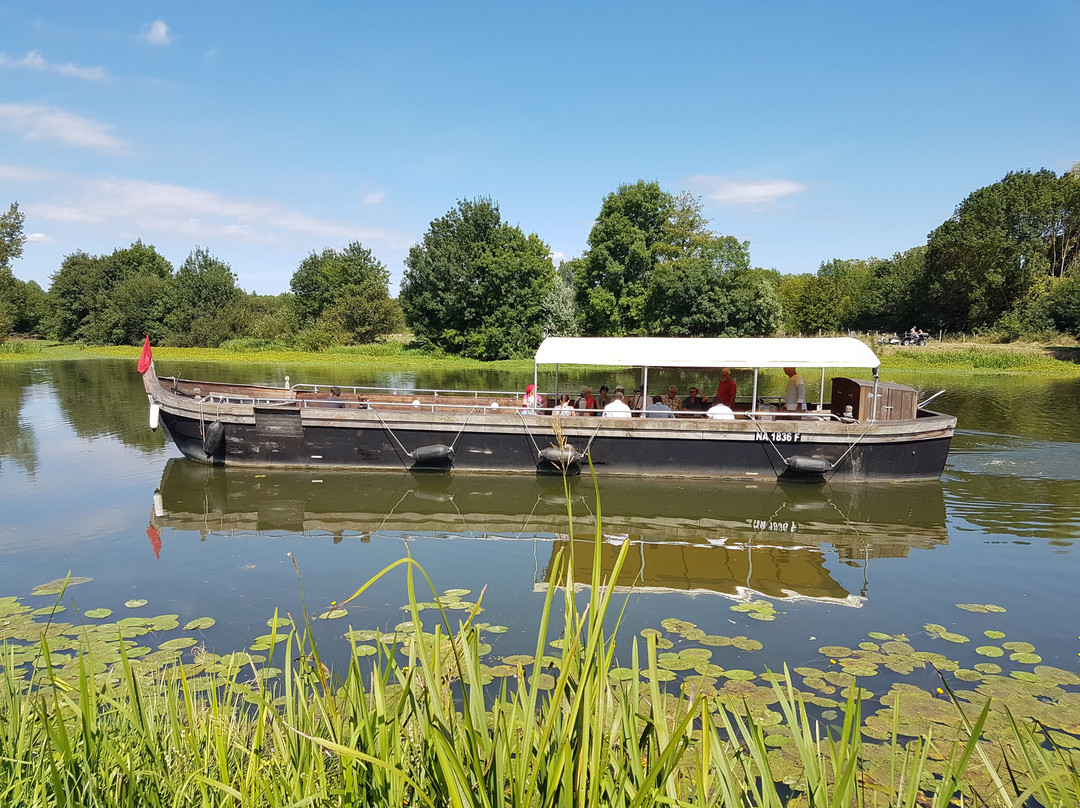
752 369 759 412
818 367 826 411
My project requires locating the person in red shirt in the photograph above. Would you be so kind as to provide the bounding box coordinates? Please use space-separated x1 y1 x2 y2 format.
715 367 736 408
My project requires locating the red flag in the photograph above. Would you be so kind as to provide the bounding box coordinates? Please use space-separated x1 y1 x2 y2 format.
137 335 153 374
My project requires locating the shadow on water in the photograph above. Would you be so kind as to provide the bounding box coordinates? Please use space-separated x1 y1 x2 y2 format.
152 459 949 606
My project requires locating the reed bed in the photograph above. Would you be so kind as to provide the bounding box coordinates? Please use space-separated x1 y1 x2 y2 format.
3 482 1080 806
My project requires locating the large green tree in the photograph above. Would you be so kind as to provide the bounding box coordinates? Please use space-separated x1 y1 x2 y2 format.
575 182 709 335
924 169 1080 331
400 198 554 360
643 236 782 336
49 241 173 344
0 202 28 339
290 242 403 346
164 247 246 347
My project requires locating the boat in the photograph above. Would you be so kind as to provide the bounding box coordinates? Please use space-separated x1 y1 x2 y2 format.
140 336 956 482
149 460 949 604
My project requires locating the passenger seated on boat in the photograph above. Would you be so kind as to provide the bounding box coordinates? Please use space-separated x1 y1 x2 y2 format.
521 383 540 415
576 386 595 415
553 394 575 416
645 395 675 418
324 386 346 408
602 390 632 417
706 400 735 420
662 385 682 410
630 387 645 412
596 385 611 409
682 386 708 413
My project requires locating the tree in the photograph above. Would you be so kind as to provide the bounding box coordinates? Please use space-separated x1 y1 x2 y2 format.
924 169 1080 331
0 203 26 272
290 242 403 345
164 247 244 346
400 198 554 360
575 181 688 335
643 236 782 336
48 241 173 344
542 260 581 337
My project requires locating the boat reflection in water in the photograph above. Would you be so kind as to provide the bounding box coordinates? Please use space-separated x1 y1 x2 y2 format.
151 459 948 607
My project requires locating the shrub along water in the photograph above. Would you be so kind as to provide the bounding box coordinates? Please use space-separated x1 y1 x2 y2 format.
2 478 1080 806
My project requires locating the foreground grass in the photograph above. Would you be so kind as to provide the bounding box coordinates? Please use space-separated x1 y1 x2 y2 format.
4 509 1080 807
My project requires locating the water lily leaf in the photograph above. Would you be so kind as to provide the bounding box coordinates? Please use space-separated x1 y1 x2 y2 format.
660 618 696 634
318 608 348 620
818 645 852 657
32 577 92 596
1003 641 1035 653
939 632 970 644
973 662 1002 674
184 617 216 631
953 669 983 682
608 667 638 682
483 624 508 634
158 637 197 652
975 646 1004 657
700 634 732 647
442 588 471 598
1010 652 1042 665
868 631 894 641
352 644 377 657
731 636 763 652
984 630 1006 639
501 654 534 666
125 599 148 608
956 603 1006 613
923 623 946 636
1034 666 1080 686
32 605 66 616
84 608 112 619
723 669 757 681
266 616 291 628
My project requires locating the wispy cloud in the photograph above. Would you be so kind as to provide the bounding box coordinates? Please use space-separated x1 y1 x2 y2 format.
142 20 171 45
0 104 127 154
26 232 55 244
687 175 807 210
26 174 407 248
0 163 61 182
0 50 107 81
363 189 386 205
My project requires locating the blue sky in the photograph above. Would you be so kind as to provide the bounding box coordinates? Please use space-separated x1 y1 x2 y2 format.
2 2 1078 295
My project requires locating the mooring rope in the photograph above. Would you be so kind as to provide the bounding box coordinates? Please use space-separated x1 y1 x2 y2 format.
745 412 874 478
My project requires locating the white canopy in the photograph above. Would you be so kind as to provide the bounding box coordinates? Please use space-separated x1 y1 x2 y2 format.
534 337 880 370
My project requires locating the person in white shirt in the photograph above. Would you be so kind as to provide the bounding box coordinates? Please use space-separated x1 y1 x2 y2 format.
602 391 632 417
783 367 806 412
552 394 575 416
706 401 735 420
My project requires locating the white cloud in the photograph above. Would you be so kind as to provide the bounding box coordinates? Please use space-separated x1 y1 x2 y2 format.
0 50 106 81
26 232 55 244
0 163 61 182
143 20 171 45
26 173 407 247
0 104 127 154
687 175 807 210
363 189 386 205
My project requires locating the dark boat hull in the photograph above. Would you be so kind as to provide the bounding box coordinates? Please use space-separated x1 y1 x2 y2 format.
158 406 953 482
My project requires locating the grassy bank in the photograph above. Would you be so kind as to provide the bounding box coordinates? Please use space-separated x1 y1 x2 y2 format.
3 336 1079 375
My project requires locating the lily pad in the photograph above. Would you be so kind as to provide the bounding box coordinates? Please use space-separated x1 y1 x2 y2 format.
84 608 112 619
32 577 93 596
183 617 216 631
975 646 1004 658
318 608 348 620
125 599 148 608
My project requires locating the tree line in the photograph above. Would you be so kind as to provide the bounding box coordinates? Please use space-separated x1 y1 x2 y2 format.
2 166 1079 359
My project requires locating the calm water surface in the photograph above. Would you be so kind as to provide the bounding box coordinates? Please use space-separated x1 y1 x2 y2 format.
2 358 1079 681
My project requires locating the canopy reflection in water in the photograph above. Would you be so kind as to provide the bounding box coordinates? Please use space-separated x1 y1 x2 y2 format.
151 459 948 606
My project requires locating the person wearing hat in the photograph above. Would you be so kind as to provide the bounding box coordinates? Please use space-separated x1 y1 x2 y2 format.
576 385 595 414
630 386 645 412
521 383 540 415
596 385 611 410
715 368 736 408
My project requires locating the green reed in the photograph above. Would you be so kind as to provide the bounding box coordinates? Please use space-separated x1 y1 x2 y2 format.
2 474 1080 806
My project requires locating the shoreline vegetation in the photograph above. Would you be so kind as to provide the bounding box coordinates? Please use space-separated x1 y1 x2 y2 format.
3 515 1080 806
2 335 1079 376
